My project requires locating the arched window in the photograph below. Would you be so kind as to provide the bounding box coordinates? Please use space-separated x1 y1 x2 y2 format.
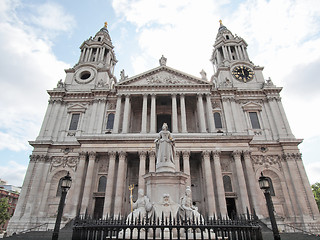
106 113 115 130
226 35 230 40
56 178 63 197
98 176 107 192
214 112 222 129
98 37 101 41
223 175 233 192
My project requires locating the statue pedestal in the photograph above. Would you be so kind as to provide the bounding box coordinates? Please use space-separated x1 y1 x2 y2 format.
144 171 189 204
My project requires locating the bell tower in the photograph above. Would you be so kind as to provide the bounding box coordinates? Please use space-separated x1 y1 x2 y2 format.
211 21 265 89
64 22 117 90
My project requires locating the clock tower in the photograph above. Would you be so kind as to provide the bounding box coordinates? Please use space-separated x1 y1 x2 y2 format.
211 21 265 89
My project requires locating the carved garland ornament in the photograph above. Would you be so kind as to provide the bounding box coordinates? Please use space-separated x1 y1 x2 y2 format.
145 72 189 85
251 155 281 170
50 156 79 172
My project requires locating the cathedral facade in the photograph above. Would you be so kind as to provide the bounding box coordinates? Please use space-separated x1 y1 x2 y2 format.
8 22 320 233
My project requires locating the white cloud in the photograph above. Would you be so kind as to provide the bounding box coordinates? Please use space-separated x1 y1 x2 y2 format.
0 161 27 187
0 0 73 151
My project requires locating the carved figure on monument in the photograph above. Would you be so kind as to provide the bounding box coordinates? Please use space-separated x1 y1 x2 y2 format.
120 69 128 81
57 79 65 88
153 194 180 219
179 186 203 220
154 123 175 165
126 189 153 221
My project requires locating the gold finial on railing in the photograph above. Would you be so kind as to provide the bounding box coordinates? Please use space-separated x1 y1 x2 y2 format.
104 21 108 28
219 19 223 26
128 184 134 212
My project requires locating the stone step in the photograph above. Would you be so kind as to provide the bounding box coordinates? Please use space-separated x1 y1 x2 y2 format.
3 230 72 240
262 232 320 240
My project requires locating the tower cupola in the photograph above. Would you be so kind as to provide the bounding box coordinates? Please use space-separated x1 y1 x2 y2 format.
211 20 250 72
77 22 117 72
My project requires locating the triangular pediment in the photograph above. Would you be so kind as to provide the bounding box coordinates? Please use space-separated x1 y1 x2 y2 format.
242 101 262 111
118 66 210 86
67 103 87 113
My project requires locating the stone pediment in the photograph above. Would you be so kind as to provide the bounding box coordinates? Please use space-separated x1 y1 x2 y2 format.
118 66 210 86
67 103 87 113
242 101 262 111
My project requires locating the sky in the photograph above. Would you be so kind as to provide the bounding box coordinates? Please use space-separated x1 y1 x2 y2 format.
0 0 320 187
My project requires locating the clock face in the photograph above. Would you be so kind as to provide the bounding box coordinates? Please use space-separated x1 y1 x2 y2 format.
232 66 254 82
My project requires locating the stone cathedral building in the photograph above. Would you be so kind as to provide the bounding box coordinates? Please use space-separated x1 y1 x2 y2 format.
8 22 320 233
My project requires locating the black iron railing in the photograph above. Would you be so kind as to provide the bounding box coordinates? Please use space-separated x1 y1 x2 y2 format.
72 213 262 240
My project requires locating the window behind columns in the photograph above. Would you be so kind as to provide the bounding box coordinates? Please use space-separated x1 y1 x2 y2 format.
249 112 261 129
98 176 107 192
106 113 115 130
69 113 80 130
223 175 233 192
214 112 223 129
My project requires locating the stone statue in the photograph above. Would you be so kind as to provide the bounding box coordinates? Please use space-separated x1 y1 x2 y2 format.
154 123 175 164
120 69 128 81
200 69 207 80
57 79 65 88
159 55 167 66
127 189 153 222
179 186 203 220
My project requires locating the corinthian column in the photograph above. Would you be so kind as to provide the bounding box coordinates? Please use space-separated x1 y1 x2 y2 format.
183 151 191 187
138 151 147 191
141 94 148 133
171 94 178 132
113 95 122 133
103 151 116 216
180 94 187 133
122 95 131 133
197 94 207 132
202 150 216 217
150 94 157 133
113 151 127 216
80 152 96 215
205 94 215 133
232 151 250 214
213 151 227 215
148 151 156 172
70 152 87 216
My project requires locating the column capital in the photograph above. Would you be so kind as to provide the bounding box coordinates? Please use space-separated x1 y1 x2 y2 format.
213 150 221 158
202 150 211 158
89 151 96 159
197 93 203 97
171 93 177 97
79 151 87 159
243 150 252 158
180 93 185 97
119 151 127 160
182 150 190 158
139 151 147 158
175 151 181 158
142 93 148 97
108 151 117 158
148 150 156 158
232 150 242 158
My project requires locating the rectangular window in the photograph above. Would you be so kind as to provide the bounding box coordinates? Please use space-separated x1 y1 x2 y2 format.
69 113 80 130
249 112 261 129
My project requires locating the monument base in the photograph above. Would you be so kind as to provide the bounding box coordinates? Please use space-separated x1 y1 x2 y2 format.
144 171 189 204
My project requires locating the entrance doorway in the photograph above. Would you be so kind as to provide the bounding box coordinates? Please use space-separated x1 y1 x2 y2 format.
93 197 104 219
157 114 171 132
226 198 237 219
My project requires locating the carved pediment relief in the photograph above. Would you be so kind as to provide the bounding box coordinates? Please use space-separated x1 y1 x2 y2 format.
242 101 262 111
118 66 210 86
67 103 87 113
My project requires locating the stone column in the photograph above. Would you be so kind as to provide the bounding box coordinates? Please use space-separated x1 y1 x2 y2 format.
183 151 191 187
197 94 207 133
70 152 87 216
122 95 131 133
267 96 286 137
202 151 216 217
205 94 215 133
113 95 122 133
232 151 250 214
88 48 93 62
100 48 105 61
276 99 294 137
38 100 54 137
141 94 148 133
227 47 233 60
234 46 240 59
80 152 96 215
180 94 187 133
171 94 178 133
295 154 320 217
88 99 98 133
113 151 127 216
285 153 311 217
150 94 157 133
243 151 260 214
221 97 234 133
175 151 180 171
138 151 147 191
213 151 227 215
103 151 117 216
148 151 156 172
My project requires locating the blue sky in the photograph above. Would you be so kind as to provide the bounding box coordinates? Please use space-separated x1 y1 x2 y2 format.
1 0 320 186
